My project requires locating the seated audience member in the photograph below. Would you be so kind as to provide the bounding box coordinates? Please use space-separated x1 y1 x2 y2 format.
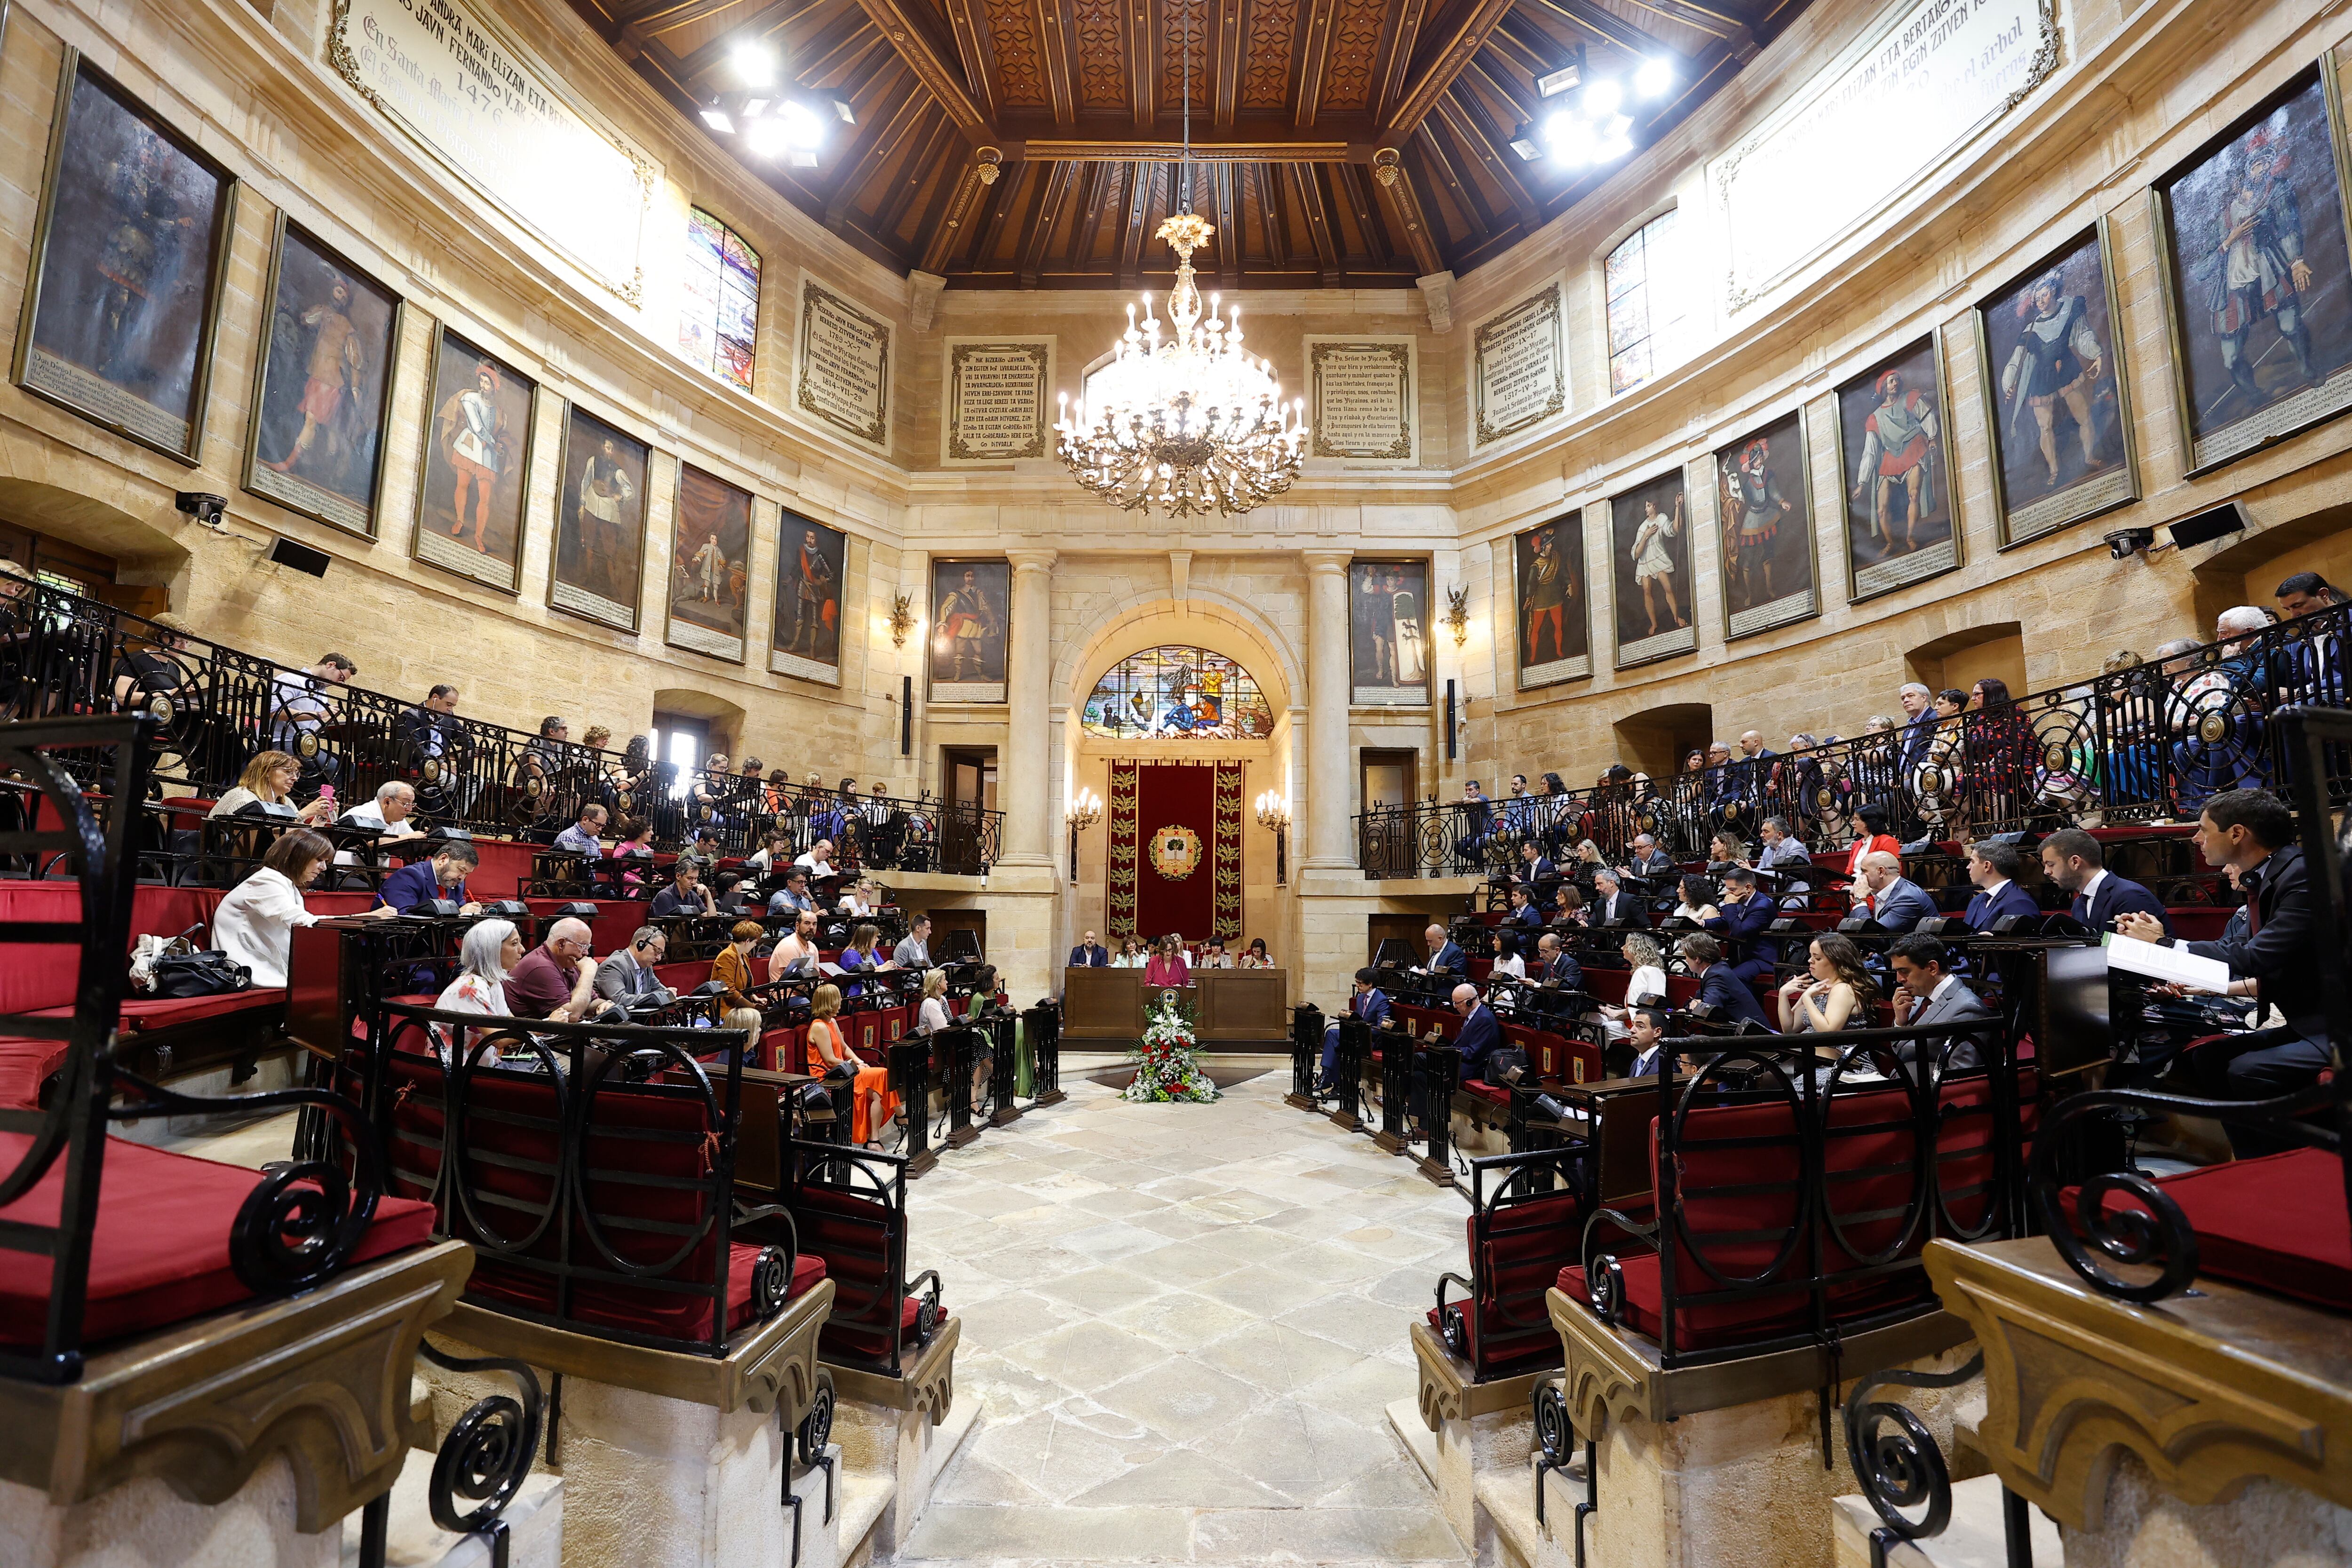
612 818 656 873
806 982 898 1149
210 749 336 825
1240 937 1273 968
1755 816 1812 906
1707 830 1745 869
1506 885 1545 930
1622 833 1675 884
1533 931 1583 990
715 1005 765 1070
1144 934 1192 987
1963 840 2039 930
1598 934 1668 1041
503 917 610 1023
215 828 394 986
377 840 483 914
1679 932 1774 1031
2114 789 2325 1134
1589 870 1646 928
916 966 991 1110
1625 1006 1676 1079
1856 851 1935 931
766 910 823 982
839 877 881 917
431 916 521 1064
1844 804 1900 879
398 685 467 777
1422 922 1467 975
1452 982 1503 1081
1319 966 1391 1095
1069 929 1110 967
1708 866 1780 984
744 831 790 874
1111 936 1147 967
679 827 725 876
895 913 933 970
766 867 818 916
712 918 763 1009
1670 874 1721 925
2274 570 2345 621
340 780 426 844
1489 928 1527 979
651 860 720 918
1552 883 1588 926
1517 837 1557 891
269 652 356 784
1888 933 1992 1070
837 922 892 991
1451 780 1494 863
594 926 673 1009
1198 939 1235 970
1777 932 1876 1034
111 615 187 710
2039 827 2169 936
795 838 839 877
552 804 608 858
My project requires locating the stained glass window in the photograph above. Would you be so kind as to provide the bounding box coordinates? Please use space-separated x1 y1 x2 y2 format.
681 207 760 392
1082 647 1274 740
1605 210 1689 397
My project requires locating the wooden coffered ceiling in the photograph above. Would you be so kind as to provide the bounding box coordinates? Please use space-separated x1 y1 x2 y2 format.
569 0 1811 288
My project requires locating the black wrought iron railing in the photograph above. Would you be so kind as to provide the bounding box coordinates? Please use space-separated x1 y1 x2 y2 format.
0 581 1001 872
1356 600 2352 876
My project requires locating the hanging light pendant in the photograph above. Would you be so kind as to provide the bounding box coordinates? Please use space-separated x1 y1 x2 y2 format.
1055 0 1307 516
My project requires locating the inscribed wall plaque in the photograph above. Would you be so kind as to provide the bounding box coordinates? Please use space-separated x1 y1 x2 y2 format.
796 279 892 451
942 337 1053 463
1305 336 1416 463
1473 286 1566 447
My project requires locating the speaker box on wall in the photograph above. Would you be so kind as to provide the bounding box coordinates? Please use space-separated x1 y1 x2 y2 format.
267 537 332 578
2169 503 2249 550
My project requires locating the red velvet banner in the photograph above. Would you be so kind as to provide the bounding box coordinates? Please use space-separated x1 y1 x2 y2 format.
1105 760 1241 942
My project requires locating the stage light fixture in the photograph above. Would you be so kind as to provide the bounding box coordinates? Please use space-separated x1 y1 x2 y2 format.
1584 78 1623 116
699 102 734 134
1536 65 1581 96
731 41 779 87
1635 57 1674 97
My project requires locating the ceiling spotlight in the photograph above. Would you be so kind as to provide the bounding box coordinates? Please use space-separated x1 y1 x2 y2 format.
1549 118 1595 166
779 99 825 149
1634 56 1674 97
744 116 792 158
699 101 734 134
1535 64 1581 97
827 94 857 125
740 97 771 118
1584 78 1623 116
731 40 779 88
1605 113 1632 139
1508 132 1542 161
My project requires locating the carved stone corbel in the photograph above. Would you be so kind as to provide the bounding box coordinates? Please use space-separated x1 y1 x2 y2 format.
826 1314 961 1427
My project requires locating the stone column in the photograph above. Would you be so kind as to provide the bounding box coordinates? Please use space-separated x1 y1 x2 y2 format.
1302 550 1354 869
1000 549 1057 868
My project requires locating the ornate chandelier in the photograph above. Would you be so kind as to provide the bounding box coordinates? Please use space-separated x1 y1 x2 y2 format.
1054 0 1306 516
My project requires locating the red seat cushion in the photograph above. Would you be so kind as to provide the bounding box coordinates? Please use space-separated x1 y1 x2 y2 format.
0 993 290 1107
2102 1148 2352 1310
1462 1080 1510 1107
114 990 289 1031
0 1132 435 1346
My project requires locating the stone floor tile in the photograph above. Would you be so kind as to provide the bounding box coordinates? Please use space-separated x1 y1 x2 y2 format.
1067 1447 1297 1508
1090 1356 1266 1445
1031 1262 1173 1315
1193 1320 1370 1395
1100 1288 1261 1353
900 1504 1195 1561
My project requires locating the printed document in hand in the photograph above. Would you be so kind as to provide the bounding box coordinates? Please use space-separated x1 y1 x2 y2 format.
2105 934 2232 995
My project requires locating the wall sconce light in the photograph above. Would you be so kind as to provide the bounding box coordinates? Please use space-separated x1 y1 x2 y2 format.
889 591 917 647
1444 585 1470 648
1255 789 1292 886
1065 786 1102 881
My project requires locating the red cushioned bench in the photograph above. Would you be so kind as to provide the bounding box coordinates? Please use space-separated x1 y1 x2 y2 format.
2089 1147 2349 1310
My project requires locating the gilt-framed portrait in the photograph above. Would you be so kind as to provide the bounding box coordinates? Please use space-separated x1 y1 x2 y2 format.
1350 559 1431 705
13 52 238 465
770 512 846 684
2150 59 2352 476
1714 408 1818 639
244 214 404 537
668 465 753 662
547 404 651 631
412 326 537 593
1835 333 1960 603
1512 514 1590 689
1974 222 2139 547
930 558 1009 702
1610 469 1695 669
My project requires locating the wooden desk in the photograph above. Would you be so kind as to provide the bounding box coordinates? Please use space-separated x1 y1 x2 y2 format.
1059 967 1290 1049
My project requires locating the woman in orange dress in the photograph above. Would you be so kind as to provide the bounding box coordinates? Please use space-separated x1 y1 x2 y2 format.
805 982 898 1149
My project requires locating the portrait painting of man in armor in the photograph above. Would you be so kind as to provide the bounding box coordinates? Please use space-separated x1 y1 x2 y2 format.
1713 408 1818 638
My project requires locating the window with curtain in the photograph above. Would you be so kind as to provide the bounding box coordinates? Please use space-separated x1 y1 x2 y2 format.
680 208 760 392
1605 210 1689 397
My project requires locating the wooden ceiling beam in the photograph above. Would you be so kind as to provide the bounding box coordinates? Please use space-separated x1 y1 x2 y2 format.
1371 151 1445 274
1214 161 1241 283
876 106 954 234
1117 161 1157 284
939 0 1001 122
1486 15 1566 75
1379 0 1518 140
1211 0 1244 127
1529 0 1681 63
669 0 822 81
1294 163 1340 282
824 66 926 227
918 146 1000 270
1414 119 1492 241
1292 0 1335 127
1334 161 1389 269
1258 163 1291 269
1374 0 1430 124
794 14 886 87
1006 131 1358 161
1020 160 1078 283
1127 0 1155 129
1065 161 1115 272
1033 0 1077 123
1436 88 1538 231
847 0 993 135
1466 53 1536 125
974 158 1031 265
1617 0 1753 51
617 0 756 40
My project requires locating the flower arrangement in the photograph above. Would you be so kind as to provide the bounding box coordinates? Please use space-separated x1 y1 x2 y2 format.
1123 988 1220 1103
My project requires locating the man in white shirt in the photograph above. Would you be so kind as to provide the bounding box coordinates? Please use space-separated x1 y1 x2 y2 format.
795 839 838 876
892 913 932 970
270 653 355 781
335 780 425 867
553 804 608 859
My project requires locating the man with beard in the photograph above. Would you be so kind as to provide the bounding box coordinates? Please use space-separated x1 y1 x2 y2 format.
262 274 365 480
788 526 838 657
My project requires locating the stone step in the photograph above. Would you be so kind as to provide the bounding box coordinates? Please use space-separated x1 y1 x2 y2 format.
1830 1473 2063 1568
338 1444 564 1568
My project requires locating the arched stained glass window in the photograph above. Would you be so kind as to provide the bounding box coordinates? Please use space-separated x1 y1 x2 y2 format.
1082 646 1274 740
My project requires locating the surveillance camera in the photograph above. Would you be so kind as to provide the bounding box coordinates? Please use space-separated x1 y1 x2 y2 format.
2105 526 2156 561
175 492 229 530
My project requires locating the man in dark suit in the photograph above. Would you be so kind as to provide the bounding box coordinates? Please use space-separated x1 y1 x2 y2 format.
1423 922 1467 976
1890 934 1995 1071
1857 852 1936 931
1678 932 1774 1030
2040 828 2170 937
1963 841 2041 931
1517 837 1558 892
1320 967 1391 1094
1068 929 1110 967
1451 982 1503 1081
1625 1005 1673 1079
375 840 482 914
1534 931 1583 991
1623 833 1675 883
1589 870 1647 929
1896 682 1936 775
1507 886 1546 931
1706 867 1780 985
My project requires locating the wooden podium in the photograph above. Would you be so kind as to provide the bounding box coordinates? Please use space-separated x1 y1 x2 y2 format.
1060 968 1290 1049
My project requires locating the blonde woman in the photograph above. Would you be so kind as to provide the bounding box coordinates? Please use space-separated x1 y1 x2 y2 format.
209 750 335 825
1600 933 1670 1041
805 983 898 1149
918 967 988 1112
721 1005 767 1070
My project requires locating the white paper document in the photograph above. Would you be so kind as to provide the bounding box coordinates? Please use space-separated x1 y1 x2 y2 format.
2104 934 2233 995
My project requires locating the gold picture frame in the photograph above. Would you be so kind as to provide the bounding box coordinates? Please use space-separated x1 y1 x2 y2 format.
408 322 540 596
1834 327 1964 605
1713 405 1820 641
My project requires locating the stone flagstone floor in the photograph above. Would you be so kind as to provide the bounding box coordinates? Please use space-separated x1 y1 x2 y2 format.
898 1054 1473 1568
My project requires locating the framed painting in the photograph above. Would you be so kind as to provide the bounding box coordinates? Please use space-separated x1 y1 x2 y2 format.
1714 408 1819 639
1610 469 1696 668
668 465 753 662
1349 559 1431 706
1835 333 1960 602
13 52 238 465
244 214 404 536
411 325 537 592
929 558 1010 702
547 403 651 631
2150 59 2352 476
770 510 846 684
1973 221 2139 547
1512 513 1590 689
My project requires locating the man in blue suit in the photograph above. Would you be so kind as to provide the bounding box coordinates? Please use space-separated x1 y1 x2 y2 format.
1451 981 1503 1082
1963 841 2041 931
1534 931 1582 991
1706 867 1780 984
1515 836 1557 891
2041 828 2170 937
376 840 482 914
1423 923 1468 977
1857 852 1936 932
1319 967 1391 1094
1678 932 1774 1030
1896 682 1937 775
1506 886 1546 931
1068 929 1110 966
